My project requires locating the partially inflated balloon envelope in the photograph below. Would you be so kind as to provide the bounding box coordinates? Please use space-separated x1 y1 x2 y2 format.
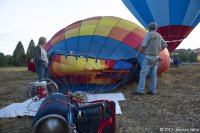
122 0 200 51
197 50 200 63
44 16 170 92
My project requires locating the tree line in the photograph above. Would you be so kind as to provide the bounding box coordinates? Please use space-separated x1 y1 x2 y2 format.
171 48 200 63
0 40 36 67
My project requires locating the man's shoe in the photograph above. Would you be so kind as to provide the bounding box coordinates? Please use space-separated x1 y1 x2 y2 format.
146 91 155 95
131 91 144 96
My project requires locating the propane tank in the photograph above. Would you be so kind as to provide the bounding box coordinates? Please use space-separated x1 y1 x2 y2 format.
32 93 76 133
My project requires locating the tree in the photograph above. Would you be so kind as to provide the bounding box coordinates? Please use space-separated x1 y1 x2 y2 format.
5 55 13 66
26 39 36 62
13 41 26 66
179 51 189 62
189 51 197 62
0 52 5 67
172 48 199 63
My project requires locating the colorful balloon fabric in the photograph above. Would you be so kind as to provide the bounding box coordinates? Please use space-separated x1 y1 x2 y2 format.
45 16 170 92
122 0 200 51
197 50 200 63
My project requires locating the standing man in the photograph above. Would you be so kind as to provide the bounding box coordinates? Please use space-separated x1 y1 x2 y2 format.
133 22 167 95
35 37 49 81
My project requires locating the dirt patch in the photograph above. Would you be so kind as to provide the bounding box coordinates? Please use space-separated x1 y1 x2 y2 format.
0 66 200 133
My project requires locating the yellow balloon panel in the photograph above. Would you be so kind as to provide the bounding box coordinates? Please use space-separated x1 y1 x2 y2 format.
65 27 80 39
94 25 113 36
98 17 120 27
116 19 138 31
58 56 107 71
81 19 99 25
79 25 96 36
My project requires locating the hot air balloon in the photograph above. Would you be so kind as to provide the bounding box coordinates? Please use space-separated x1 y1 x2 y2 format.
44 16 170 92
122 0 200 51
197 50 200 63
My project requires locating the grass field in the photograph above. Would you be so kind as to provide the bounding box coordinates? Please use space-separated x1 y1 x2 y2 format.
0 66 200 133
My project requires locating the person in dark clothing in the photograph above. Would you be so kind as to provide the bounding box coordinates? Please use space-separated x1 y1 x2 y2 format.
35 37 49 81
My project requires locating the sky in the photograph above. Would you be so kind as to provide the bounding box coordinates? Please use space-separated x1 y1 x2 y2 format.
0 0 199 55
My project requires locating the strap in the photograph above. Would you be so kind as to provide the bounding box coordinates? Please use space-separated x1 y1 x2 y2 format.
98 117 113 133
38 99 70 110
109 102 115 133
